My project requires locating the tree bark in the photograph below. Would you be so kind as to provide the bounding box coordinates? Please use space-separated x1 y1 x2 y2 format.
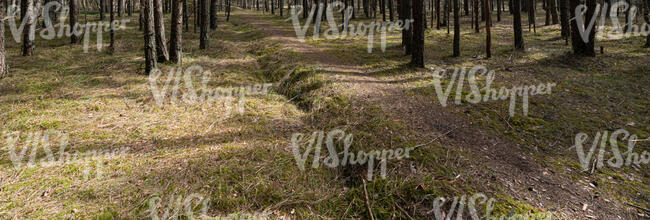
69 0 79 45
474 0 479 32
389 0 394 20
226 0 230 21
183 0 188 31
170 0 183 63
411 0 424 67
453 0 459 56
569 0 595 56
210 0 217 29
528 0 535 33
118 0 123 16
435 0 440 29
485 0 491 57
110 0 115 52
143 0 158 74
200 0 210 49
645 0 650 47
559 0 569 37
100 0 106 20
128 0 133 16
402 0 413 54
513 0 524 49
0 1 7 78
154 0 170 61
497 0 501 21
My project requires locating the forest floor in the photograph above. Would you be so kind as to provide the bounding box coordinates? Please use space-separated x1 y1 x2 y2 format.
0 6 648 219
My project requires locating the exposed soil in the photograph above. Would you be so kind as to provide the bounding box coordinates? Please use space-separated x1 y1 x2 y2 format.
237 8 641 219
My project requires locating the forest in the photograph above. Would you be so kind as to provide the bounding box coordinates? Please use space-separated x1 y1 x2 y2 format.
0 0 648 218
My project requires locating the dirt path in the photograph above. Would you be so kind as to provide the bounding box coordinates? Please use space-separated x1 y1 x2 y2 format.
235 9 636 219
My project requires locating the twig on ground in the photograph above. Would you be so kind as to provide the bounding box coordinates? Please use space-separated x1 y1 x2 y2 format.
362 179 375 220
413 127 457 150
626 203 650 213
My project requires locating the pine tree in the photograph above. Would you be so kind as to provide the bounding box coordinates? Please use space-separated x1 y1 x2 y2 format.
513 0 524 50
411 0 425 67
22 0 36 56
200 0 210 49
453 0 460 56
0 0 7 79
143 0 158 73
154 0 170 61
170 0 183 63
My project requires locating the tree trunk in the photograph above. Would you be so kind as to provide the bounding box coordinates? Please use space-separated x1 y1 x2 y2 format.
389 0 394 20
402 0 413 54
443 0 448 27
70 0 79 44
194 0 198 32
20 0 27 21
210 0 217 29
154 0 170 61
485 0 491 57
0 1 7 79
110 0 115 52
128 0 133 16
513 0 524 49
118 0 123 16
643 0 650 47
200 0 210 48
100 0 106 19
624 4 631 33
550 0 558 24
496 0 501 21
436 0 440 29
569 0 595 56
477 0 485 21
411 0 424 67
528 0 535 33
559 0 568 37
453 0 459 56
545 0 550 25
183 0 188 31
226 0 230 21
170 0 182 63
381 0 386 21
474 0 479 32
143 0 157 73
442 0 450 26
